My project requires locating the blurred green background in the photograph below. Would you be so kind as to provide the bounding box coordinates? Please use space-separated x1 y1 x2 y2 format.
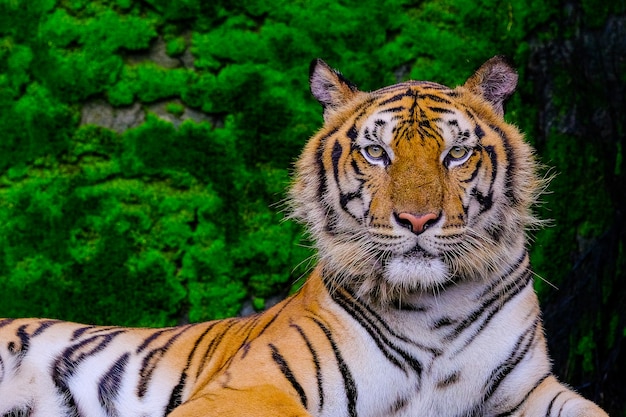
0 0 624 413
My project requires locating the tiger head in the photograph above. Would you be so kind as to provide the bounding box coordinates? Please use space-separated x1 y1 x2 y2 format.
289 57 543 302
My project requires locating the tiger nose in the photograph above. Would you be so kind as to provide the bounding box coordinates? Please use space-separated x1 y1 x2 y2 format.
395 212 439 234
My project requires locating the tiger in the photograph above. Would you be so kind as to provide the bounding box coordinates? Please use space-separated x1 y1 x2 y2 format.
0 56 608 417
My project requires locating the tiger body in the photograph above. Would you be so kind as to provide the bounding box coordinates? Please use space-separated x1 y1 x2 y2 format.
0 57 608 416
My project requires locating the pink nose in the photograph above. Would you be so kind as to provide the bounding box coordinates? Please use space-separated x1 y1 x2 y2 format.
395 212 439 234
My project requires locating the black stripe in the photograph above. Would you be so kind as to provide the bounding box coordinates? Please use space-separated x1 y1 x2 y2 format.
483 145 499 186
378 89 414 106
375 83 417 95
460 158 482 183
395 302 428 313
347 125 358 141
8 325 30 367
489 124 517 204
556 397 571 416
380 105 405 114
417 82 451 91
98 352 130 417
236 314 264 340
329 139 365 221
91 326 120 335
446 264 532 346
315 128 339 205
137 326 190 397
481 317 540 401
475 124 485 139
53 330 125 417
15 324 29 353
166 372 187 416
30 319 58 337
471 187 494 213
421 93 452 104
196 320 240 378
495 372 551 417
269 343 308 409
374 119 387 127
291 323 324 413
0 319 14 329
331 140 342 184
471 144 498 214
166 322 221 415
257 295 297 337
477 252 529 298
436 371 460 389
233 315 267 357
136 328 172 353
428 106 455 114
196 298 299 384
71 325 95 341
3 405 33 416
331 281 440 356
432 317 457 329
309 316 357 417
545 390 566 416
331 289 423 375
416 115 440 141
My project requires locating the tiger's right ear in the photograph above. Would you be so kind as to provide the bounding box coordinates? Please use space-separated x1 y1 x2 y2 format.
309 59 360 120
463 55 518 116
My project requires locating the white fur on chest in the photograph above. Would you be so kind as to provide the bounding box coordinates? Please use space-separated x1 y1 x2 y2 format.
329 278 548 417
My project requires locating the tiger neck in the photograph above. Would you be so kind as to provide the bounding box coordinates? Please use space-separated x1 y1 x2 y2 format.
311 249 533 315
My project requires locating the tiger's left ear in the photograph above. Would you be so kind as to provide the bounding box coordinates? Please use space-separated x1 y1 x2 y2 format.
463 55 518 116
310 59 360 120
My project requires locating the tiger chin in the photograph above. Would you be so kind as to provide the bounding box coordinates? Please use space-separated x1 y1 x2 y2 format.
0 57 608 417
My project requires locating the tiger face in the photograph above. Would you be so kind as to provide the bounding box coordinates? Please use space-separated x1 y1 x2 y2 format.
290 57 542 302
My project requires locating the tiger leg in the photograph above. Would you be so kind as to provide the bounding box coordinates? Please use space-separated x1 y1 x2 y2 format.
518 375 608 417
168 384 312 417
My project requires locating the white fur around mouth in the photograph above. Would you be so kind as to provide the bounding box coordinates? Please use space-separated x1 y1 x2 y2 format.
383 250 451 290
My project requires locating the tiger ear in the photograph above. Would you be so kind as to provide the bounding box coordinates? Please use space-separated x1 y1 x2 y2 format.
463 55 518 116
309 59 360 120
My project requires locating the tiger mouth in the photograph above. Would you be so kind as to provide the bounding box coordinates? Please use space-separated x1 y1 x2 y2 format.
402 244 435 258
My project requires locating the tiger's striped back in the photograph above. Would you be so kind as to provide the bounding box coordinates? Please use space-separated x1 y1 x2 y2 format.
0 57 608 417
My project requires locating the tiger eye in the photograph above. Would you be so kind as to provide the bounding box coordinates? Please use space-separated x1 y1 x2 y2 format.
365 145 385 159
448 146 468 160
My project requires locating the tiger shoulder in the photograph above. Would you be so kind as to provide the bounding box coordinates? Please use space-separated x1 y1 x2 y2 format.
0 56 608 417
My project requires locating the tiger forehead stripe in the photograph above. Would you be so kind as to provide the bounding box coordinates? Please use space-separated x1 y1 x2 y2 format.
377 87 417 106
420 93 453 104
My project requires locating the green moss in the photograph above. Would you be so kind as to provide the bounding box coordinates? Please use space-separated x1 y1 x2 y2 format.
252 297 265 311
81 10 157 52
166 102 185 117
0 82 74 171
6 44 33 89
580 0 626 27
108 64 192 105
143 0 201 21
575 332 597 373
607 314 620 349
115 0 132 10
166 36 186 56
